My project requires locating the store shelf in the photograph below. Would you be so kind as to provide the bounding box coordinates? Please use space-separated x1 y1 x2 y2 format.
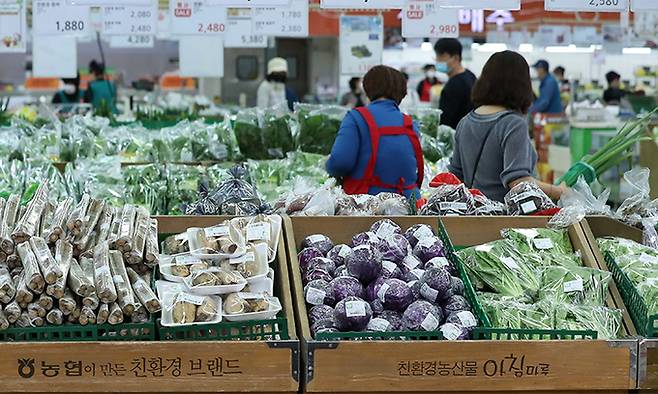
284 216 638 393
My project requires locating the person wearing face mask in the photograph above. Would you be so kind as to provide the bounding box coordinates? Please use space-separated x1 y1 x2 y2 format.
416 64 441 103
340 77 369 108
529 60 563 114
52 74 82 112
603 71 627 105
327 65 424 199
257 57 289 109
434 38 477 129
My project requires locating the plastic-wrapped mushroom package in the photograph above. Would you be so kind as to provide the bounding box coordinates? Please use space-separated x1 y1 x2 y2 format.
504 182 557 216
420 184 476 216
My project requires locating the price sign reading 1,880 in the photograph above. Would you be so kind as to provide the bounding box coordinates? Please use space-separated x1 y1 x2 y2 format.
544 0 628 12
33 0 90 36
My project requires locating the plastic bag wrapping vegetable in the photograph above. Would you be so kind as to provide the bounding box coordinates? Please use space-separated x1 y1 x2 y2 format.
500 228 582 269
0 160 24 195
262 103 295 159
538 266 611 306
408 108 442 138
295 103 347 155
0 126 22 160
209 118 240 161
472 191 507 216
123 164 168 214
185 164 270 216
420 183 476 216
245 159 289 203
21 160 69 203
64 156 125 206
234 108 267 160
165 164 206 215
479 295 553 339
458 240 540 298
554 304 622 339
642 217 658 249
420 125 454 163
616 167 657 226
102 124 151 161
549 176 611 228
504 182 557 216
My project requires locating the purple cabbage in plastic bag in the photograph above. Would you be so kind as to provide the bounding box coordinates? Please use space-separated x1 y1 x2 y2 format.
329 276 365 301
365 276 386 301
311 319 337 336
440 322 470 340
298 247 323 273
380 260 403 279
401 267 425 283
308 304 334 326
419 267 452 303
379 310 404 331
379 278 414 312
413 236 445 264
346 244 382 284
369 298 385 316
441 295 471 315
451 276 464 296
308 257 337 276
351 232 383 249
445 310 477 329
304 268 333 285
302 234 334 255
304 279 335 306
404 224 435 248
370 219 402 239
423 256 454 275
334 296 372 331
402 300 443 331
333 265 351 278
326 244 352 267
379 233 412 264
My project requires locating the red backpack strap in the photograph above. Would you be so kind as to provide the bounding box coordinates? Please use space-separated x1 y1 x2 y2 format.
355 107 381 182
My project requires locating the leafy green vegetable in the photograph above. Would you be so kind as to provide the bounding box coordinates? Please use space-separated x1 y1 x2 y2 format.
296 104 346 155
501 228 582 269
554 304 622 339
262 106 294 159
234 109 267 160
538 266 611 306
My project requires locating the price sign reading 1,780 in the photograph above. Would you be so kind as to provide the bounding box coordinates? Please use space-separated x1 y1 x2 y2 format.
544 0 628 12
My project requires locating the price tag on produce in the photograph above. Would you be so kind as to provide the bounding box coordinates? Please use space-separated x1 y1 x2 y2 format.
108 35 154 48
252 0 308 37
403 1 459 38
32 0 90 36
321 0 404 9
544 0 629 12
102 2 157 36
632 0 658 10
170 1 227 36
224 8 267 48
437 0 521 9
0 0 27 53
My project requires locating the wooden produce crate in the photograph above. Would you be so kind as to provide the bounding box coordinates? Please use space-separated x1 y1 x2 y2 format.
284 216 638 393
0 216 299 393
580 216 657 390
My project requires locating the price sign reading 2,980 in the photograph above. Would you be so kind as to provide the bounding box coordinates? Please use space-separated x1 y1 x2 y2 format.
102 4 157 36
32 0 90 36
544 0 628 12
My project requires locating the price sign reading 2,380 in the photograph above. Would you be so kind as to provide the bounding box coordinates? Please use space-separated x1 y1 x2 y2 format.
544 0 628 12
253 0 309 37
33 0 90 36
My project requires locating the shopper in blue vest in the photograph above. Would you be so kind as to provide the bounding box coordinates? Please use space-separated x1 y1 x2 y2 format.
326 65 424 199
84 60 118 114
529 60 563 114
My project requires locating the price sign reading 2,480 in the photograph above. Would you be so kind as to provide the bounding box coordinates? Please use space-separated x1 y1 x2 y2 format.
197 23 225 34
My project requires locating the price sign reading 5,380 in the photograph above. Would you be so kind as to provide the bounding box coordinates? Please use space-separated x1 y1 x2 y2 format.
544 0 628 12
102 4 157 36
33 1 90 36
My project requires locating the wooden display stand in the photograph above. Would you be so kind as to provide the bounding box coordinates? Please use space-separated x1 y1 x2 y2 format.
0 216 300 393
580 216 657 391
283 216 638 393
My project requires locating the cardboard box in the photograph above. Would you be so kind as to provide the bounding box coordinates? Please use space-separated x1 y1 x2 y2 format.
0 216 300 393
284 216 637 392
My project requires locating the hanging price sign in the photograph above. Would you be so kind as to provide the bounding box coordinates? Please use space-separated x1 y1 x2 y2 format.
224 8 267 47
102 2 157 36
204 0 291 5
33 0 90 36
321 0 403 9
544 0 629 12
170 1 227 35
108 35 154 48
438 0 521 10
402 0 459 38
69 0 151 4
252 0 308 37
0 0 27 53
632 0 658 10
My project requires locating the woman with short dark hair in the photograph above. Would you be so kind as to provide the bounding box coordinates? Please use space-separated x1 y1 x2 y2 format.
326 65 424 198
84 60 118 113
449 50 565 202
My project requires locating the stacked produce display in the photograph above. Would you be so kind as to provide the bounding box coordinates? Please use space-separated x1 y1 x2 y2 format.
0 181 161 332
298 219 477 340
458 227 622 339
157 215 284 332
